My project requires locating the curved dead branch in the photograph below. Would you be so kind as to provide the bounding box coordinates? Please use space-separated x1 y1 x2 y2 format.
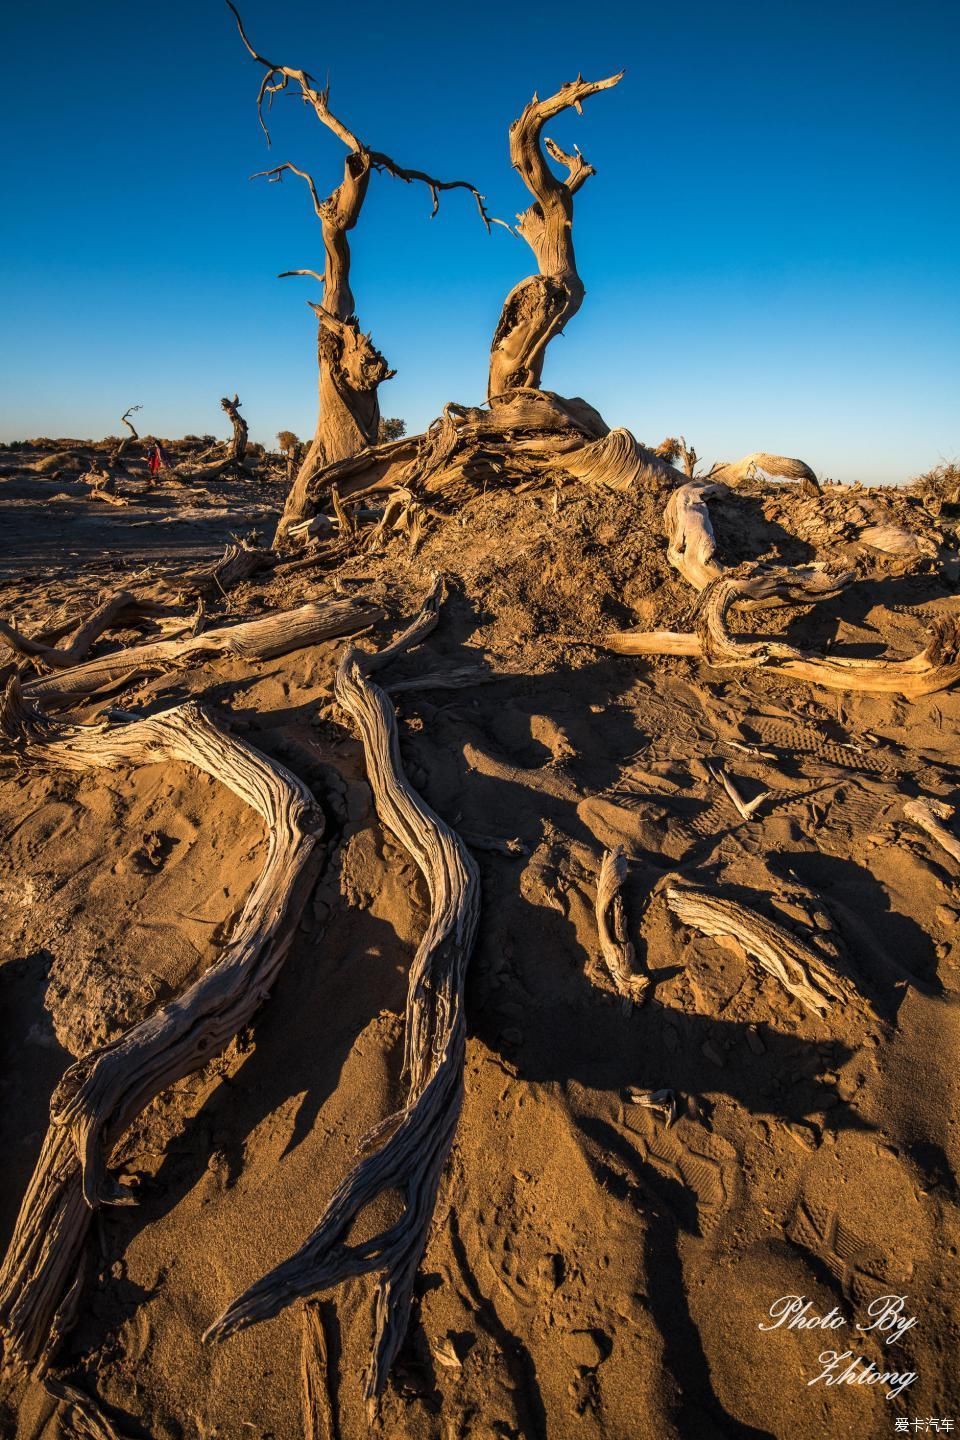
596 847 650 1004
0 688 325 1372
488 72 623 399
665 885 857 1018
205 579 481 1415
609 576 960 697
710 452 819 487
22 596 381 708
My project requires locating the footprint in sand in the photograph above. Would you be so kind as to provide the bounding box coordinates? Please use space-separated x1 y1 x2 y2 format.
785 1130 927 1307
620 1104 738 1234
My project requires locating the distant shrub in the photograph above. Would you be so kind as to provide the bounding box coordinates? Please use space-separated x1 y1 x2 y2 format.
276 429 300 455
378 416 406 442
911 459 960 505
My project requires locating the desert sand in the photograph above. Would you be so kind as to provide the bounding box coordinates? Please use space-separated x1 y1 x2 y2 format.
1 430 958 1440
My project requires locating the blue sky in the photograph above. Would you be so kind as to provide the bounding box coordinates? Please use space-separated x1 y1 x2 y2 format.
2 0 957 482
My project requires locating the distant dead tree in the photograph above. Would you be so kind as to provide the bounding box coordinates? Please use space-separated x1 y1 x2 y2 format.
378 417 406 442
488 73 623 400
111 405 142 466
226 2 493 543
173 394 250 482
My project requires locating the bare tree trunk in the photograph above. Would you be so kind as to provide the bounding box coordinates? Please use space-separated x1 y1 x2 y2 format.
487 73 622 400
225 5 492 547
222 393 249 465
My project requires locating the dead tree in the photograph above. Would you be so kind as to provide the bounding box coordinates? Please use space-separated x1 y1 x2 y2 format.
487 73 623 400
226 3 493 544
111 405 142 467
172 393 251 482
222 393 249 465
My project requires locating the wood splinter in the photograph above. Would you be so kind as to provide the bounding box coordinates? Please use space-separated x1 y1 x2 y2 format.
596 846 651 1005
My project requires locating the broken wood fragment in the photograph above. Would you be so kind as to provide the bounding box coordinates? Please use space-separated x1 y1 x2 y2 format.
22 597 381 707
596 847 650 1005
665 885 855 1017
903 795 960 865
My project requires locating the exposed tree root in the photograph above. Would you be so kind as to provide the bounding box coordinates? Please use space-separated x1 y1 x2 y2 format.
608 588 960 697
604 475 960 697
22 597 381 707
0 687 325 1373
205 579 481 1416
665 885 859 1018
595 847 650 1005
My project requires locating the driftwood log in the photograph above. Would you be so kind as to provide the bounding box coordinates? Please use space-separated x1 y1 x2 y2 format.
0 687 325 1372
665 885 858 1018
22 596 381 707
205 580 481 1415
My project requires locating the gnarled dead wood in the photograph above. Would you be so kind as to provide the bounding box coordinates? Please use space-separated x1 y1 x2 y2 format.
607 576 960 697
225 6 491 544
709 452 819 487
174 395 251 482
0 688 325 1372
665 481 727 590
547 427 686 492
596 847 650 1004
488 73 623 398
903 796 960 865
205 579 481 1415
665 885 855 1018
0 593 175 670
22 597 381 707
110 405 142 468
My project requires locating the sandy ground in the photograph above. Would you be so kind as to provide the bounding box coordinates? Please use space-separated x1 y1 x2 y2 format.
1 450 959 1440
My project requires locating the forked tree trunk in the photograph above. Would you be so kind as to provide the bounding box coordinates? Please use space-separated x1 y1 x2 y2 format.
488 73 622 400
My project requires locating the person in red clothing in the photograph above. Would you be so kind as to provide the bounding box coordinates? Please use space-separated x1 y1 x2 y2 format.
147 441 171 478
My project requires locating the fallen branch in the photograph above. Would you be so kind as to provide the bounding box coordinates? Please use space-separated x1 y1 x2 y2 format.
666 885 856 1018
595 847 650 1004
22 597 381 707
0 687 325 1372
205 579 481 1416
903 796 960 865
0 592 186 673
607 587 960 697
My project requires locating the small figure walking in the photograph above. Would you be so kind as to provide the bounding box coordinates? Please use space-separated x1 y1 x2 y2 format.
147 441 170 478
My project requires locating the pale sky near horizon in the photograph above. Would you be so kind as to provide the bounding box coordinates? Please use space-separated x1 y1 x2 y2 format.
1 0 958 483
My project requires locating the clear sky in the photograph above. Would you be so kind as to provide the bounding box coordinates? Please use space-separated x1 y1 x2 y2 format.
2 0 957 482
